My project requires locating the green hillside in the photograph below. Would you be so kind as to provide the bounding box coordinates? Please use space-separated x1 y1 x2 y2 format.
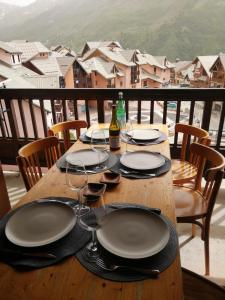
0 0 225 60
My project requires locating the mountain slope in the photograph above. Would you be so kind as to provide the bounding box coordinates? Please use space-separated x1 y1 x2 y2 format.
0 0 225 60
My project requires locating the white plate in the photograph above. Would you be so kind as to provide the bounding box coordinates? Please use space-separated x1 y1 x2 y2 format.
85 129 109 139
120 151 165 170
129 129 161 141
66 149 109 167
97 207 170 259
5 201 76 247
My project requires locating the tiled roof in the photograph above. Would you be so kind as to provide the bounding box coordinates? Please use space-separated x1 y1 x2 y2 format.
0 41 22 54
8 41 50 62
56 57 75 76
98 47 135 66
141 69 163 83
174 61 192 72
30 57 61 76
77 57 124 79
194 55 218 77
86 41 122 49
137 53 165 69
155 56 175 68
0 61 35 88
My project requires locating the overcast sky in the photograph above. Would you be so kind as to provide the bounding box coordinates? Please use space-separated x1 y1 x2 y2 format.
0 0 36 6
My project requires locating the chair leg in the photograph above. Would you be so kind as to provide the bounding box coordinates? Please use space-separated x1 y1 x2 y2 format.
192 224 196 237
204 235 210 276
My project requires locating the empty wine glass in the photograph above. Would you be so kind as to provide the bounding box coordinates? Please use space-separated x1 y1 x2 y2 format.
121 119 134 153
66 159 89 216
91 129 107 171
78 183 107 259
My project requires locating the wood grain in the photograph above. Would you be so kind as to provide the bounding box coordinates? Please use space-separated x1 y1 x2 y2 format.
0 124 184 300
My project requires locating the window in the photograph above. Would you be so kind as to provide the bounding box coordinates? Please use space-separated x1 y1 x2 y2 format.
17 55 20 62
154 67 156 74
12 55 15 64
95 81 98 86
143 80 147 87
120 81 123 87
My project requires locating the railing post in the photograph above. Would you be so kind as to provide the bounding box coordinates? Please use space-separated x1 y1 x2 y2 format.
97 98 105 123
201 100 213 131
5 99 20 139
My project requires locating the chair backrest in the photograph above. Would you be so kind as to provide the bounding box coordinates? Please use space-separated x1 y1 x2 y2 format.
190 143 225 215
175 123 210 162
0 161 11 218
16 137 61 191
182 267 225 299
48 120 88 151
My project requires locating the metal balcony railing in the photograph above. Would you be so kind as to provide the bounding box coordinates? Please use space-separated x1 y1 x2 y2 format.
0 88 225 164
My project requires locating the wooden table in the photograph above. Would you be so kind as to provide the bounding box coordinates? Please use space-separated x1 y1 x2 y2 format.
0 124 184 300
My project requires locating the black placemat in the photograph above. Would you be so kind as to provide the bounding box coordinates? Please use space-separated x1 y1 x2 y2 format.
122 131 167 146
79 133 109 144
76 203 178 282
0 197 91 269
56 151 119 174
110 154 171 179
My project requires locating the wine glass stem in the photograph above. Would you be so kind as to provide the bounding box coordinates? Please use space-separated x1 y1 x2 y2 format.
91 231 97 251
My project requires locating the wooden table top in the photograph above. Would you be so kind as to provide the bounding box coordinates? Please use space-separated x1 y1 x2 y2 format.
0 124 184 300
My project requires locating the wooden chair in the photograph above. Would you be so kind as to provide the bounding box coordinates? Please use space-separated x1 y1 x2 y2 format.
182 267 225 299
172 123 210 185
0 161 11 218
48 120 88 152
174 143 225 275
16 137 61 191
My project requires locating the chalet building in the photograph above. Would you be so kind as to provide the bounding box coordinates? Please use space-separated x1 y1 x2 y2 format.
173 60 193 86
154 56 174 86
75 41 172 89
210 53 225 87
191 55 217 87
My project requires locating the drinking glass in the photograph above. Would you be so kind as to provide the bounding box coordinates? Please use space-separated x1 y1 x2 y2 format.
121 119 134 153
91 129 107 171
66 159 89 216
79 183 107 259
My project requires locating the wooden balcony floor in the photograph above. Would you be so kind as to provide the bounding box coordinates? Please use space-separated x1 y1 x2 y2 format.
3 170 225 288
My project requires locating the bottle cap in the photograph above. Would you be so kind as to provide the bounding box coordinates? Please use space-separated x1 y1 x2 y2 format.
118 91 123 97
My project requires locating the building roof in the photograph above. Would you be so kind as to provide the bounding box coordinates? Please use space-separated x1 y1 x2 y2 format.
174 61 192 72
210 52 225 72
193 55 218 77
0 61 35 88
51 45 76 57
154 56 175 68
7 41 50 62
137 53 165 69
141 69 163 83
56 57 75 76
86 41 122 50
97 47 136 67
0 41 22 54
30 57 62 76
78 57 119 79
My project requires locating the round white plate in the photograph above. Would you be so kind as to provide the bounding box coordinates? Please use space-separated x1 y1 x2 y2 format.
5 201 76 247
66 149 109 167
85 129 109 139
120 151 165 170
129 129 161 141
97 208 170 259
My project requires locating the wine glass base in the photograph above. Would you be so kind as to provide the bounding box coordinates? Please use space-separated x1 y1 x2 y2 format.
86 242 100 260
76 205 90 217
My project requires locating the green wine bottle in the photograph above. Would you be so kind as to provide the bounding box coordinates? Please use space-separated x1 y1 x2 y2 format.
109 104 120 150
116 91 126 128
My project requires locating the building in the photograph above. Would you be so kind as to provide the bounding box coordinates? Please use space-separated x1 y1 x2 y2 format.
210 53 225 88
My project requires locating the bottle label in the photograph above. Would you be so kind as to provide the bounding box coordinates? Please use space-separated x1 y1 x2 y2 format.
109 136 120 149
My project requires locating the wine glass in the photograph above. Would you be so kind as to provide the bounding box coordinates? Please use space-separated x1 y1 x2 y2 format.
66 159 89 216
78 183 107 259
121 119 134 153
91 129 107 171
